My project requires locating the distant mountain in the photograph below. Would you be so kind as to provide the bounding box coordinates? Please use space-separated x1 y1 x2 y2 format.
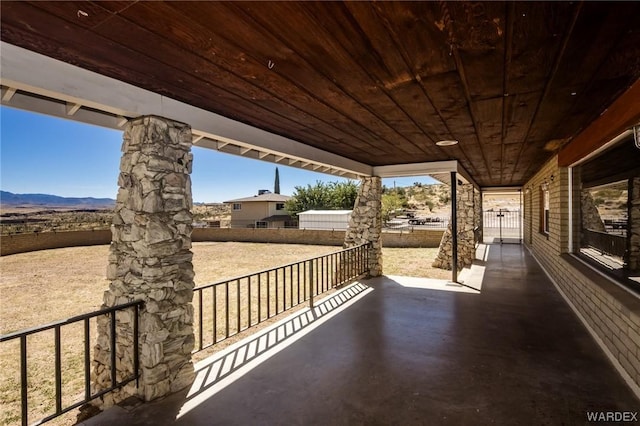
0 191 115 209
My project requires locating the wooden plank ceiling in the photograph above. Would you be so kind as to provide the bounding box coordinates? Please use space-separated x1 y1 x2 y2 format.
1 1 639 187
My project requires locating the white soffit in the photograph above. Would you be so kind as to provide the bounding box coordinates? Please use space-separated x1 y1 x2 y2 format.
373 161 479 189
0 42 372 179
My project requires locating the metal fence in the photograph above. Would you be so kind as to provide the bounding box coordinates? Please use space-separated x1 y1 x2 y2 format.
582 229 627 258
0 301 143 426
384 217 449 231
483 210 522 243
192 243 370 353
1 245 370 424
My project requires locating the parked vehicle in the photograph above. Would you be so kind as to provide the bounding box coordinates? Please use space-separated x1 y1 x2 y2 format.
408 217 428 225
408 216 445 225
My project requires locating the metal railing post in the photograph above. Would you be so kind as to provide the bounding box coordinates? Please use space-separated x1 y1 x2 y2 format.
133 304 140 388
20 335 27 426
110 312 117 388
54 326 62 414
198 291 203 351
308 259 314 309
84 318 91 399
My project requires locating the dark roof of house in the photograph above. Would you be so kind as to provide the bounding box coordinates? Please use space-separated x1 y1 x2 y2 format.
224 193 291 203
260 215 294 222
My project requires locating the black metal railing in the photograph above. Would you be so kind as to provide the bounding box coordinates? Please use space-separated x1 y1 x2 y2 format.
0 300 143 426
582 229 627 258
192 243 370 352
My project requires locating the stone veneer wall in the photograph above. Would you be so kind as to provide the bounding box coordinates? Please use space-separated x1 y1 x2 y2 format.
581 191 606 232
525 155 640 394
344 177 382 276
433 183 476 270
92 116 196 406
474 188 482 243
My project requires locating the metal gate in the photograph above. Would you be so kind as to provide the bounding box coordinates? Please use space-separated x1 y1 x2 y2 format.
483 209 522 244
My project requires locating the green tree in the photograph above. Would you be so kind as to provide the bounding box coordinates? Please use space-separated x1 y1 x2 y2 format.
425 199 435 212
328 181 359 209
382 192 406 222
285 181 359 216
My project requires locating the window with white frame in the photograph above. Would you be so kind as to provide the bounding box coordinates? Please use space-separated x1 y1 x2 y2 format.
540 184 550 235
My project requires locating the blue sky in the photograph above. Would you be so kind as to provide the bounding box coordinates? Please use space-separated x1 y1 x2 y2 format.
1 106 436 203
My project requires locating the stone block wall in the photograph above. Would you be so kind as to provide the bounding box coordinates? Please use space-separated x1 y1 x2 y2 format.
92 116 196 406
0 230 111 256
0 227 445 259
344 177 382 276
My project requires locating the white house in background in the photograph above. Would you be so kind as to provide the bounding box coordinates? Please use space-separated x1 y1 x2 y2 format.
224 190 294 228
298 210 352 231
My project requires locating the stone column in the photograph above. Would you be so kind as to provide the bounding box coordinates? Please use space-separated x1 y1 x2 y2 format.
581 190 606 232
92 116 195 407
628 177 640 271
433 183 475 270
474 188 482 244
344 177 383 277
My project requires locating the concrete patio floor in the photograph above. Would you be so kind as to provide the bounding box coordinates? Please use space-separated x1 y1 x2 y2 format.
83 244 639 425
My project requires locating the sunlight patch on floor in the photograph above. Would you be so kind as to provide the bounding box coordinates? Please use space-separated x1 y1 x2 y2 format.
177 282 374 420
387 275 480 294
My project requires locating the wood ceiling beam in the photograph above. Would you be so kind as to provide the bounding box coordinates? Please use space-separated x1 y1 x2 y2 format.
23 1 380 160
360 2 479 175
161 2 395 158
226 2 429 158
558 80 640 167
343 3 441 154
442 2 494 183
509 3 582 180
500 2 515 184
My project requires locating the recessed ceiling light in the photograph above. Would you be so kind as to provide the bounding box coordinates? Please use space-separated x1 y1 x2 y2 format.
436 140 459 146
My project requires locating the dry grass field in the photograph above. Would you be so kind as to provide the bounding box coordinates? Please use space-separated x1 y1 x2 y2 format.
0 243 444 425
